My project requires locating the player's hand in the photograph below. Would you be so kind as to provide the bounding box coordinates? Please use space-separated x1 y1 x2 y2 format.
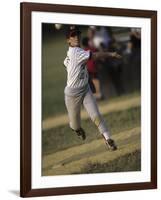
111 52 122 59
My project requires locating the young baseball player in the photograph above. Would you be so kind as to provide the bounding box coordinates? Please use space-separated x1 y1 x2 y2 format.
63 26 121 151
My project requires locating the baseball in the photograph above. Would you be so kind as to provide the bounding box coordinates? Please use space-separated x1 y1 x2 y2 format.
55 24 62 30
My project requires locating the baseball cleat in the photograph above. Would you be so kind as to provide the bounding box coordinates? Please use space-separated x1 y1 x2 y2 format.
75 128 86 140
105 139 117 151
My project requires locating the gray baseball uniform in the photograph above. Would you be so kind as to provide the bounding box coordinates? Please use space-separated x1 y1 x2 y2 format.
63 46 110 138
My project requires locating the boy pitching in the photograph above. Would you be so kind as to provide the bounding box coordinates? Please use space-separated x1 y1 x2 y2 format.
63 26 121 151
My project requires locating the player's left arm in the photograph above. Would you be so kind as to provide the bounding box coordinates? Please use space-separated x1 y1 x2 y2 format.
90 51 122 61
76 48 121 64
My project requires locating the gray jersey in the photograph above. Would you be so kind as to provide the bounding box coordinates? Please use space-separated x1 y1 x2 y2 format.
64 47 90 93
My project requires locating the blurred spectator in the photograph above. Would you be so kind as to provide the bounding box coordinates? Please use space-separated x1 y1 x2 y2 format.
106 38 124 96
82 36 103 100
130 28 141 49
97 41 124 98
125 28 141 54
87 26 96 49
125 28 141 91
93 27 124 98
93 27 111 49
84 26 141 99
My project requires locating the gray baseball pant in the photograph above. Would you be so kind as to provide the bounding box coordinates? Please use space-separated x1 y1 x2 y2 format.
65 88 109 135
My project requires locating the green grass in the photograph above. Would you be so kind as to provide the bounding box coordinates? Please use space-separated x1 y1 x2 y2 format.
42 106 141 156
98 90 140 107
73 150 141 174
42 126 141 175
42 34 68 120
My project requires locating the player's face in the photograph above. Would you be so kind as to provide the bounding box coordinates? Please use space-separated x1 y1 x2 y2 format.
67 32 81 47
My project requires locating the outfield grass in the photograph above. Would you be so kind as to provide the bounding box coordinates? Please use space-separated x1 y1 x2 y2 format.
73 150 141 174
42 127 141 175
42 33 67 120
42 106 140 156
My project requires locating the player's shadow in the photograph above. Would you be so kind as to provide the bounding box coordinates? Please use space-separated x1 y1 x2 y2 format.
9 190 19 197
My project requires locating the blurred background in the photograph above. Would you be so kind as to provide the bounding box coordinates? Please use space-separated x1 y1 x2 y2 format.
42 24 141 176
42 24 141 120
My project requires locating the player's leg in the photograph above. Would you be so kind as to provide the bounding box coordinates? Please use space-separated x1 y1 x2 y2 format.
83 89 109 137
83 89 117 150
65 94 86 140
